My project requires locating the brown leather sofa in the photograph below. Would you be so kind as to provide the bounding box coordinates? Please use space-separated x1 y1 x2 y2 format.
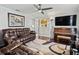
0 28 36 54
2 28 36 44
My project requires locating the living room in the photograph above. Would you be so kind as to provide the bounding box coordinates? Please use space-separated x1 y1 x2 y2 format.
0 4 79 55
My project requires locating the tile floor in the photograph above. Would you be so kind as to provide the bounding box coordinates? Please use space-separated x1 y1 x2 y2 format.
26 37 70 55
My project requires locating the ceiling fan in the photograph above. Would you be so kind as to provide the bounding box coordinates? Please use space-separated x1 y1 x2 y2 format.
33 4 53 15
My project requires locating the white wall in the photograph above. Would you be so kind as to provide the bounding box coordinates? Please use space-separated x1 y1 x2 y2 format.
26 9 79 39
77 13 79 28
27 13 51 38
29 8 78 38
76 9 79 38
0 5 78 39
0 5 37 33
0 6 28 29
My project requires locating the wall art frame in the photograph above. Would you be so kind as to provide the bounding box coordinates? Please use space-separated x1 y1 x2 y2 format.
8 13 25 27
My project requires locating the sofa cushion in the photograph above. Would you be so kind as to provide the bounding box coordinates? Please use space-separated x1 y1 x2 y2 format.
23 28 30 36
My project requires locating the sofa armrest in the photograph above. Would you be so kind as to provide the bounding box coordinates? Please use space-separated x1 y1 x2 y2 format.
0 51 4 55
30 31 36 34
0 41 22 54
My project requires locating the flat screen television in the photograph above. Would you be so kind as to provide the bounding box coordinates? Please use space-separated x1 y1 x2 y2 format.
55 15 76 26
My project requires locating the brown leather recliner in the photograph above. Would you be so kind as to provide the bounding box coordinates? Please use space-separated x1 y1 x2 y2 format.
0 28 36 55
2 28 36 44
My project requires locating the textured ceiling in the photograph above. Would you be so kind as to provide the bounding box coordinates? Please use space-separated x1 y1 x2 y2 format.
0 4 79 14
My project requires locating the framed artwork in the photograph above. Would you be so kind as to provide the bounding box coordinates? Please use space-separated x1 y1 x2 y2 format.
8 13 25 27
40 18 48 27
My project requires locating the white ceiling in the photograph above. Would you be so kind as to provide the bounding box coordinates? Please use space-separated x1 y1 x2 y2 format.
0 4 79 14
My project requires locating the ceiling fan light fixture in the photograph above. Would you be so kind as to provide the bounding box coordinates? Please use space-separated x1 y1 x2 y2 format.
33 4 53 15
38 10 42 12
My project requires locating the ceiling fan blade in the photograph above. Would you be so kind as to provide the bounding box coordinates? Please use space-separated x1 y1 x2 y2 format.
41 11 44 15
33 4 40 10
42 7 53 10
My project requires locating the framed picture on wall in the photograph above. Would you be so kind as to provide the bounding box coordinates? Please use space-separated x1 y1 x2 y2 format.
8 13 25 27
40 18 48 27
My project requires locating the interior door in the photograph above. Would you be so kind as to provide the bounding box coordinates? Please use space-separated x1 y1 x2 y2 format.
38 18 50 40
